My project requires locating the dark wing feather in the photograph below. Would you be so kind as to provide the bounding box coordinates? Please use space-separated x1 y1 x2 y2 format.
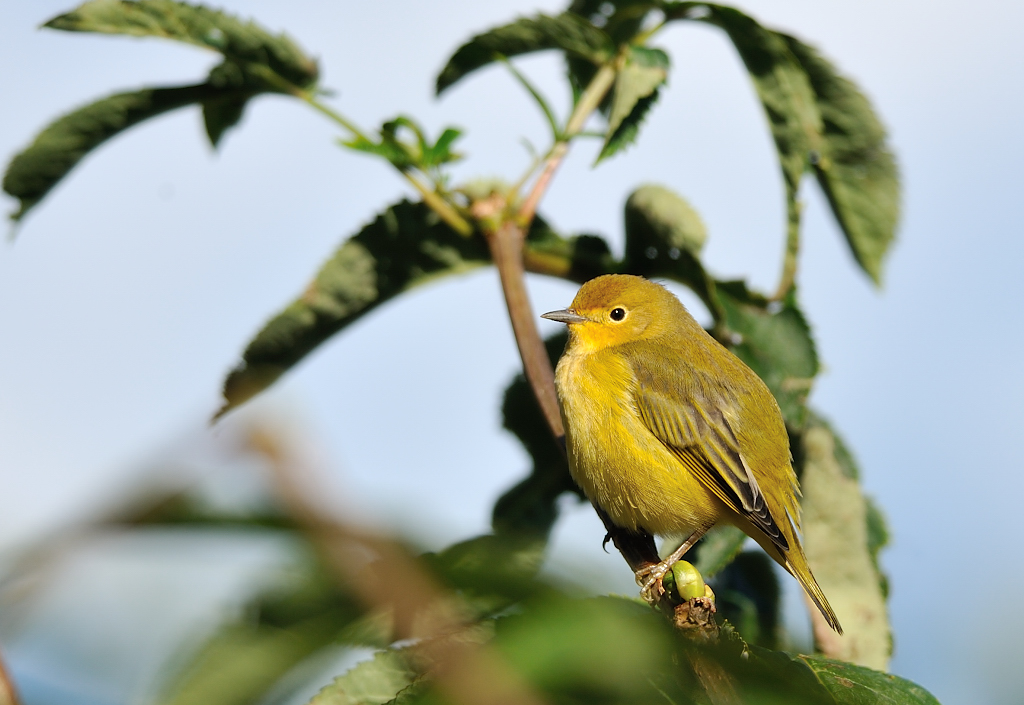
631 358 789 552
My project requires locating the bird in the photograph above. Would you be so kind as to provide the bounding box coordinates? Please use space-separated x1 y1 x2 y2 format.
541 273 842 634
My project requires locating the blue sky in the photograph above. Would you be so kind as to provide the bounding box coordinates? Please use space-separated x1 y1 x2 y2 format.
1 1 1022 703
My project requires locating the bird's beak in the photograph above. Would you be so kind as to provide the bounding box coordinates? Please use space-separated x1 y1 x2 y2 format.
541 308 589 325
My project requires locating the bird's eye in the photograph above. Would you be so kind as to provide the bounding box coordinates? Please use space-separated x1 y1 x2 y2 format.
610 307 626 322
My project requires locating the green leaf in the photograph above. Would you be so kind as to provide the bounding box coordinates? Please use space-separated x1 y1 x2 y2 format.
202 93 248 147
667 3 822 279
201 59 266 148
781 35 900 284
597 46 669 162
798 656 941 705
712 551 781 648
623 183 707 259
422 128 464 168
343 118 463 172
523 222 618 283
308 648 419 705
3 83 233 222
683 4 821 195
157 624 334 705
714 282 818 426
46 0 318 89
493 596 677 700
799 419 891 670
217 200 491 417
436 13 614 94
423 534 550 618
692 524 747 578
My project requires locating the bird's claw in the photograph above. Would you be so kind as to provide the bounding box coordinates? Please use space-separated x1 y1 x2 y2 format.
636 562 670 604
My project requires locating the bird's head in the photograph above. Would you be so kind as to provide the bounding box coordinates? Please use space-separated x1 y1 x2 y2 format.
541 274 692 352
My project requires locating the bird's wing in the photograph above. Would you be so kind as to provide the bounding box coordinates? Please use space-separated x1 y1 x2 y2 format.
631 360 789 552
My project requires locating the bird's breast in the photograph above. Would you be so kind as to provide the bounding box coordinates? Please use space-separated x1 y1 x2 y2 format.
554 347 722 536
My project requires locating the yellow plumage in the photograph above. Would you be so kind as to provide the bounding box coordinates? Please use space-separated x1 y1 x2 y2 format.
543 274 841 634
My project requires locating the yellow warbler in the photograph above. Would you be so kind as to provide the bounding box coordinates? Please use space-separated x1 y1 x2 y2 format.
542 274 842 634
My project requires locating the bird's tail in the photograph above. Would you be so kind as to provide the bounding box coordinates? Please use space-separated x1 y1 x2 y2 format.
785 551 843 635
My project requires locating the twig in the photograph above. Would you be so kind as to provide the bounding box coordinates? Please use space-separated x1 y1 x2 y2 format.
0 651 20 705
517 64 616 224
486 221 565 442
479 57 664 576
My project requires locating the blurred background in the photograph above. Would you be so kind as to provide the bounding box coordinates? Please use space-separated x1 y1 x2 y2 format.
1 1 1021 703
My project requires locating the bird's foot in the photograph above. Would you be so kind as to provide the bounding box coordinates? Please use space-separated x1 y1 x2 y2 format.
636 560 673 604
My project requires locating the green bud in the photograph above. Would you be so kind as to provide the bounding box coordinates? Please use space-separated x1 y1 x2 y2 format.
671 560 706 601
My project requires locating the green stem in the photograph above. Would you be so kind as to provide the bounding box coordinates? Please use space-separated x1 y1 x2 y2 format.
500 56 561 141
404 172 473 236
303 94 373 142
773 192 802 300
303 94 473 237
517 62 617 224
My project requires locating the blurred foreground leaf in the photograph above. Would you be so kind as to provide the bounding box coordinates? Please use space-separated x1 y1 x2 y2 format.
308 648 418 705
218 200 490 417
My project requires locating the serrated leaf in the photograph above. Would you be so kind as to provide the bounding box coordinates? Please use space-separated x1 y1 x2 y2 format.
201 58 265 147
714 282 818 426
669 4 822 273
798 656 941 705
308 648 419 705
217 200 491 417
3 83 231 222
436 13 613 94
597 46 668 162
46 0 318 88
686 5 821 194
781 35 900 284
799 420 891 670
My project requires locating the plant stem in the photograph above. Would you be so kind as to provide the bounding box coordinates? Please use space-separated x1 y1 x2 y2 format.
249 427 547 705
773 193 802 300
304 95 473 236
482 58 663 577
486 221 564 440
304 94 373 142
403 172 474 236
517 63 617 224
